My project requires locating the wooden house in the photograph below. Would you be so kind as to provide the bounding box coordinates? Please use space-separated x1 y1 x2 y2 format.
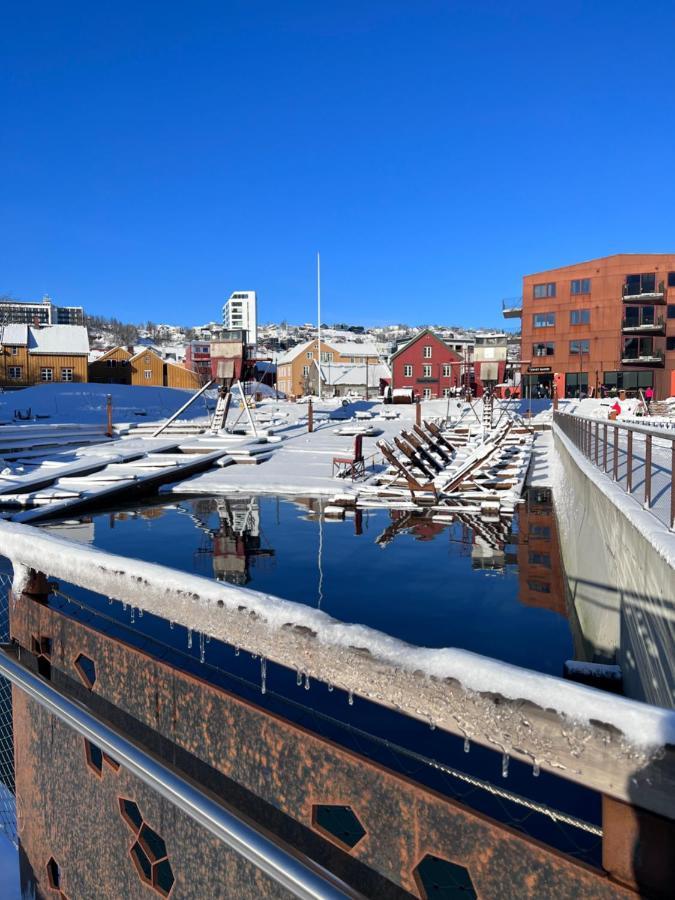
0 325 89 388
129 348 201 390
88 347 133 384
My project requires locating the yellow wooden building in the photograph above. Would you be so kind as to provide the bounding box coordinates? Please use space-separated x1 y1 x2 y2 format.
88 347 133 384
0 325 89 387
276 338 380 397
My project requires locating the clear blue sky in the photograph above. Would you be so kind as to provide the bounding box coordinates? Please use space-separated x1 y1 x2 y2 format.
2 1 674 328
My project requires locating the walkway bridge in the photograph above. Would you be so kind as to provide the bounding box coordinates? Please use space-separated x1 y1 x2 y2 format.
0 515 674 897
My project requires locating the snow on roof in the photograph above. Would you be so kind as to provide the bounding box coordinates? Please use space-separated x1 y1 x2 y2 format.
320 362 390 387
328 340 379 357
0 325 28 346
276 338 379 366
27 325 89 355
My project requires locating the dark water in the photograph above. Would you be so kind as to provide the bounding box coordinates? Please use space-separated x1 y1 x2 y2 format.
54 492 572 675
27 490 601 868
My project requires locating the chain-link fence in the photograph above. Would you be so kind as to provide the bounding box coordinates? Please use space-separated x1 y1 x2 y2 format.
0 571 16 846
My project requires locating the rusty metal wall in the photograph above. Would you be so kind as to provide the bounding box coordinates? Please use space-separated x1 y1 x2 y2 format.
11 596 633 899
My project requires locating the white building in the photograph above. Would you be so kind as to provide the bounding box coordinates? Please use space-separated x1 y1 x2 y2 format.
222 291 257 345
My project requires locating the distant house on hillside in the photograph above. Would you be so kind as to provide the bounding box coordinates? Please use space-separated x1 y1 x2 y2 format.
0 324 89 388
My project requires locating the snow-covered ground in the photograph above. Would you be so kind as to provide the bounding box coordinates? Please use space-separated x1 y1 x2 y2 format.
0 384 211 427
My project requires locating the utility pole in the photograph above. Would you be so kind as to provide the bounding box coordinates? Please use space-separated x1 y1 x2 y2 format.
317 252 322 401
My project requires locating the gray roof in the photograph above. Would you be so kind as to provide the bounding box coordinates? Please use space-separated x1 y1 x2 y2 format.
319 362 390 387
0 324 28 346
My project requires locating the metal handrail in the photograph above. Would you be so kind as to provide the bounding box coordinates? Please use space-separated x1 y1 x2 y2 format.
0 646 358 900
554 411 675 530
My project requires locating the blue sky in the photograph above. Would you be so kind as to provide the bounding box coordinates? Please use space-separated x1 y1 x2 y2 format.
2 1 674 328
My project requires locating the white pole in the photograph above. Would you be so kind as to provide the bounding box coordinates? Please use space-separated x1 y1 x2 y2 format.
317 252 322 401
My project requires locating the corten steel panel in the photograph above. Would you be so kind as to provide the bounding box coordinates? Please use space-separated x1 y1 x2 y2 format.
12 689 292 900
521 253 675 398
11 599 634 899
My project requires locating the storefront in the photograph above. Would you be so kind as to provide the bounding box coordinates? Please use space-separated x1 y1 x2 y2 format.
602 370 654 396
522 366 553 398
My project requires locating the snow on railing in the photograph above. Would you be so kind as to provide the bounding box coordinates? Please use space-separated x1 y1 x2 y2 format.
2 519 675 820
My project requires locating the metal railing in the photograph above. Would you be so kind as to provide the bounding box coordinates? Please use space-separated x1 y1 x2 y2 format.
554 411 675 530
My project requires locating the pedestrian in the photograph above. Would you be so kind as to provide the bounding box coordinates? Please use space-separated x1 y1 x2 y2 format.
645 385 654 413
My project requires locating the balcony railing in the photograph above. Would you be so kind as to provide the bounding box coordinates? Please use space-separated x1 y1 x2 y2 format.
621 316 665 335
501 297 522 319
620 349 665 366
622 281 665 303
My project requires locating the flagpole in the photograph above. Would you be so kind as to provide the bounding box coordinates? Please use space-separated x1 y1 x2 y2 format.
317 251 322 401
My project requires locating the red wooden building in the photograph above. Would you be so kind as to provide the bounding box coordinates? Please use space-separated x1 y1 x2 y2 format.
390 330 467 399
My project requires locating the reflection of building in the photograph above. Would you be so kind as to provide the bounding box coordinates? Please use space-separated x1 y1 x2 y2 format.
191 497 274 585
516 487 566 615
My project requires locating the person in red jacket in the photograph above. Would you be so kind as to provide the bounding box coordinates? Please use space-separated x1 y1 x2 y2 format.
645 385 654 413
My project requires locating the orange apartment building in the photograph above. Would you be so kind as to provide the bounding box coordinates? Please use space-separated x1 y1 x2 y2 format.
516 253 675 398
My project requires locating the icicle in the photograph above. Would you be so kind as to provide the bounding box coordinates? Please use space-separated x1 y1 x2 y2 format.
260 658 267 694
169 620 175 630
187 628 193 649
501 753 510 779
348 691 354 706
532 762 540 778
251 653 258 660
206 634 211 643
199 632 205 664
234 646 240 656
122 602 127 612
296 670 302 687
304 674 310 691
108 598 113 605
428 718 436 731
130 607 135 624
464 738 470 754
327 683 334 692
138 608 143 618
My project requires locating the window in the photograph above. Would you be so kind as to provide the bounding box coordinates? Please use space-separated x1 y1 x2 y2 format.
61 367 73 382
527 580 551 594
570 309 590 325
668 305 675 319
532 342 555 357
571 278 591 295
625 272 656 295
403 364 413 377
569 339 590 354
119 799 175 897
668 272 675 288
422 365 432 377
529 524 551 539
533 313 555 328
423 345 432 358
422 388 432 399
442 388 451 397
85 738 103 776
312 805 366 851
106 358 118 367
74 653 97 689
529 551 551 567
604 370 653 391
442 364 452 377
320 352 333 363
533 282 556 299
144 370 152 379
40 367 53 382
8 346 18 355
667 337 675 351
302 365 310 376
306 351 313 359
8 366 21 380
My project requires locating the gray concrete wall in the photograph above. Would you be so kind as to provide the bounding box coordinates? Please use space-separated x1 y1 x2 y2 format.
553 425 675 709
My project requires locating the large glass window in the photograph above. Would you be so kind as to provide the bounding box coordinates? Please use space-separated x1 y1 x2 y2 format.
571 278 591 295
667 305 675 319
604 371 653 392
533 312 555 328
533 282 556 299
532 342 555 357
668 272 675 287
569 339 590 354
667 337 675 351
565 372 588 398
570 309 590 325
622 337 656 359
624 272 656 295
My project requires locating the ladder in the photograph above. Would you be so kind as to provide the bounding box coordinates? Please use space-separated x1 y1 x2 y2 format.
210 391 231 433
482 393 494 433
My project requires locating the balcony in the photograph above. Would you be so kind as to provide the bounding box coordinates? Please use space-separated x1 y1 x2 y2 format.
621 350 665 367
502 297 522 319
621 315 665 335
622 280 665 303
